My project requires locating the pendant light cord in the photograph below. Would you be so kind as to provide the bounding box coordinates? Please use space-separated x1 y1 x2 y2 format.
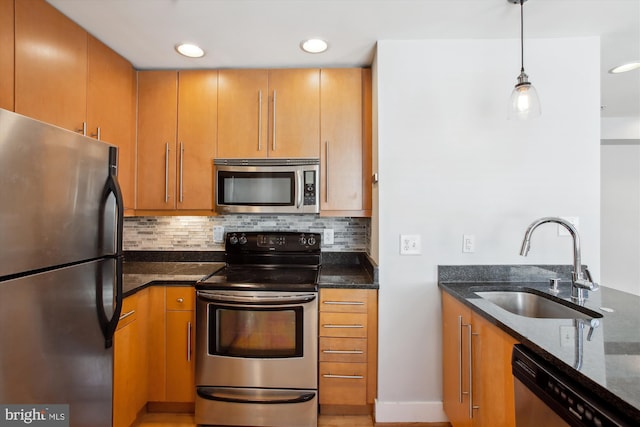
520 0 525 73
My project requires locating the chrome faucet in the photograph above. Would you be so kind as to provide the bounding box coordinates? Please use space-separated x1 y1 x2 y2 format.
519 217 599 303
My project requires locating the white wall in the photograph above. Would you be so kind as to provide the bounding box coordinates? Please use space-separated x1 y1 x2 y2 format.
602 117 640 140
601 143 640 295
372 37 601 422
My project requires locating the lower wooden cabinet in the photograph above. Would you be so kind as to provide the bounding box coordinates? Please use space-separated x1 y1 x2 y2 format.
113 286 195 426
441 291 517 427
113 290 149 427
165 287 195 403
318 288 377 413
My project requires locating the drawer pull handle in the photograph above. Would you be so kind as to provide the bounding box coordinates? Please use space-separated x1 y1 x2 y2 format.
323 301 364 306
322 350 364 354
323 374 364 380
322 324 364 329
177 298 184 303
119 309 135 321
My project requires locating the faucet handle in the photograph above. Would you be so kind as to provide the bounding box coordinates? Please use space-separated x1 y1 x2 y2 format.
583 267 600 292
549 278 561 294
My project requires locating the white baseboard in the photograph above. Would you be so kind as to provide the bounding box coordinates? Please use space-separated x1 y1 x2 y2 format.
374 399 449 423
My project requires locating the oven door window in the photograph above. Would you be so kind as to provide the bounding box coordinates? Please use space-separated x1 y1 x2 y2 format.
217 171 295 206
209 304 303 358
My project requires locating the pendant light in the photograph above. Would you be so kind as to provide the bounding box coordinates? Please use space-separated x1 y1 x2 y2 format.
508 0 541 119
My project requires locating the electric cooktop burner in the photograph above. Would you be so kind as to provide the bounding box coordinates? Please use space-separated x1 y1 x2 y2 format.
196 231 321 292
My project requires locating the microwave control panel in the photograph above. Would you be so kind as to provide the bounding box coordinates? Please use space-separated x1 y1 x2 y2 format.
304 170 316 206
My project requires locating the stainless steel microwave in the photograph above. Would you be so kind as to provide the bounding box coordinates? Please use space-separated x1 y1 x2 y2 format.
214 158 320 214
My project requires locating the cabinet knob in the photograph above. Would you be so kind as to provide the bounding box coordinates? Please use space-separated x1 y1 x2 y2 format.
177 298 184 303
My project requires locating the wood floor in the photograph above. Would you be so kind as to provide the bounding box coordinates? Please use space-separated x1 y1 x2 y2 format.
133 412 451 427
133 413 374 427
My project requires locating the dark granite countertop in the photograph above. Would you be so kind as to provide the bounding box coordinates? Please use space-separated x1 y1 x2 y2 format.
123 262 225 295
122 251 378 296
439 265 640 424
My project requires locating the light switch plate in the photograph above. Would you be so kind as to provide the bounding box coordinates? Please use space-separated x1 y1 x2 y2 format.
400 234 421 255
463 234 475 253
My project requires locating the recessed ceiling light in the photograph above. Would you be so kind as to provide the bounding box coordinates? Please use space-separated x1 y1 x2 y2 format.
175 43 205 58
608 61 640 74
300 39 328 54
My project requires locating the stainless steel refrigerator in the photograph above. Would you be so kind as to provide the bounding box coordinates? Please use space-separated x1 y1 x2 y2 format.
0 109 124 426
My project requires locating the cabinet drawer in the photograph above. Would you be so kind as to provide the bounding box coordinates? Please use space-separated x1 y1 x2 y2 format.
319 362 367 405
117 294 138 330
320 289 369 313
166 286 195 311
319 337 367 363
320 312 367 338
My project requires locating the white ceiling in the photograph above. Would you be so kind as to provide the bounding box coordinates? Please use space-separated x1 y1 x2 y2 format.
47 0 640 118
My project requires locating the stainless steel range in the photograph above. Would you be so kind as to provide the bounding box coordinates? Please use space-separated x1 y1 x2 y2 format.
195 231 321 427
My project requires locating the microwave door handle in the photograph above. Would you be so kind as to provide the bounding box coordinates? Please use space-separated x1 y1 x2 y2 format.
296 170 303 208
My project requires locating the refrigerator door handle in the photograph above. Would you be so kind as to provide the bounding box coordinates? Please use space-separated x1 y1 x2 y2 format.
97 146 125 349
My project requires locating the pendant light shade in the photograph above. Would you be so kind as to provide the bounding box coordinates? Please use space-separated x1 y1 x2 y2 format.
509 71 541 119
508 0 541 119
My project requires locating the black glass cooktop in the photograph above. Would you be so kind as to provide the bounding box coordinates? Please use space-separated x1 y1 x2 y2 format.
197 265 320 292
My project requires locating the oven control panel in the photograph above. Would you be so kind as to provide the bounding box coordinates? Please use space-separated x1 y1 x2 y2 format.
226 232 321 252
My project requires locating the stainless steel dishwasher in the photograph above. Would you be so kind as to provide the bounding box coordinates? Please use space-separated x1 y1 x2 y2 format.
512 345 628 427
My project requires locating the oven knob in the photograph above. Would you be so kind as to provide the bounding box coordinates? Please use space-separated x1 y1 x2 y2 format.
239 235 247 245
298 235 307 245
307 236 316 246
229 234 238 245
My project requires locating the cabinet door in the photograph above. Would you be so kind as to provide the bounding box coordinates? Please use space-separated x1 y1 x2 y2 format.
15 0 87 132
471 312 517 427
217 69 269 158
137 71 178 210
442 292 473 427
0 0 14 111
320 69 370 215
87 35 136 210
177 70 218 210
113 295 140 427
147 286 167 402
166 310 195 402
267 69 320 158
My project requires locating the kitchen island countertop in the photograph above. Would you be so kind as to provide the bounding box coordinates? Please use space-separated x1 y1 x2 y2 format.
439 264 640 424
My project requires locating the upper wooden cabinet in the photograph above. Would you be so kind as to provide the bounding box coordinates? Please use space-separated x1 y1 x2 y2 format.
320 68 372 217
217 69 320 159
0 0 14 111
177 70 218 210
87 35 136 210
137 71 179 210
15 0 88 133
137 70 218 211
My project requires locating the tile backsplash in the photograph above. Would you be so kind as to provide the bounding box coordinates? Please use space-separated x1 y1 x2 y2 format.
124 215 370 252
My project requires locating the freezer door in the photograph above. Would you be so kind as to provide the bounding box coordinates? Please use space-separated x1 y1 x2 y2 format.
0 259 115 427
0 109 117 277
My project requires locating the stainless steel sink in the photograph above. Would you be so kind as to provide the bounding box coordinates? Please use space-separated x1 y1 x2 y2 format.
475 289 602 319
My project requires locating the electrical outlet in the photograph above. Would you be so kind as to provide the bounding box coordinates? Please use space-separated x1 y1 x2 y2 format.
213 226 225 243
400 234 421 255
560 326 575 347
323 229 334 245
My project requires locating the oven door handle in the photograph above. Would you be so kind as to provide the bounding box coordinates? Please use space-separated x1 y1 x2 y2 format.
197 292 317 305
197 387 315 405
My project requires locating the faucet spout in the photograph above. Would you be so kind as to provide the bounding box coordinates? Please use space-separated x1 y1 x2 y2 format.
519 217 598 303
